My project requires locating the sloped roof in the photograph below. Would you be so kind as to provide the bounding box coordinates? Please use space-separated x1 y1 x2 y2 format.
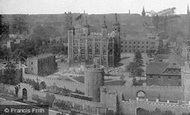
167 52 185 66
155 54 169 60
104 80 125 86
72 76 84 83
146 62 169 75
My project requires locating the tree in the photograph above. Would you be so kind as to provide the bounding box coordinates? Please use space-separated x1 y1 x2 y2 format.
11 48 27 62
45 93 56 107
134 50 143 67
0 47 10 60
24 78 40 90
0 15 9 41
40 81 47 90
126 62 138 77
33 80 40 90
12 15 28 34
135 67 144 77
2 62 16 85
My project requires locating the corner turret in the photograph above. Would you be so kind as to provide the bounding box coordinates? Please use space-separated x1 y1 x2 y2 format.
112 13 121 64
142 6 146 16
83 14 90 36
101 15 108 37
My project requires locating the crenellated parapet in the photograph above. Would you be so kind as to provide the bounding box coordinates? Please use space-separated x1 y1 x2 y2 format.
121 98 190 115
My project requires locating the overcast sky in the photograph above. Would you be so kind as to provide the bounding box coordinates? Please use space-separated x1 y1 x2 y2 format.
0 0 189 14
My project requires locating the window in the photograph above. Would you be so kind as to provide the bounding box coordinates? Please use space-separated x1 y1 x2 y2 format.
168 76 171 79
137 91 146 98
158 76 161 79
173 63 176 65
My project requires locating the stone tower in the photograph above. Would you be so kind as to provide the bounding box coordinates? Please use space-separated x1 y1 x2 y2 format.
181 61 190 101
67 26 75 65
112 13 121 64
65 12 73 33
142 7 146 16
83 14 90 36
187 4 190 15
85 58 104 102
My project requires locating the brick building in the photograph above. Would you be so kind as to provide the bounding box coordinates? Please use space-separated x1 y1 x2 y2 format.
68 15 121 67
121 36 159 53
26 54 57 76
146 61 181 86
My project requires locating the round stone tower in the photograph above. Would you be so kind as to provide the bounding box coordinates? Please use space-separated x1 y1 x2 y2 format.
85 59 104 102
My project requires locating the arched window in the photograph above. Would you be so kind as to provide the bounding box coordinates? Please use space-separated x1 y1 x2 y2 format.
136 90 146 99
22 88 27 100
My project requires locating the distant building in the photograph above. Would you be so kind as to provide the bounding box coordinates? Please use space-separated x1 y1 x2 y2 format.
146 61 181 86
121 36 159 53
26 54 57 76
68 14 121 67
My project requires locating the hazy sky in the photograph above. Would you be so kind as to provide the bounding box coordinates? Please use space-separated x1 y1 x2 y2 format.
0 0 190 14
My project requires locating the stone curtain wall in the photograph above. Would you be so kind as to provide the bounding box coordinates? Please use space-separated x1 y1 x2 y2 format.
120 98 190 115
103 85 183 101
23 74 85 92
15 83 105 115
33 90 105 115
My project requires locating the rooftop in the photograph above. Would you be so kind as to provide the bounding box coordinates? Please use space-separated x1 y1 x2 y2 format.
72 76 84 83
104 80 125 86
123 35 157 41
146 62 169 75
28 53 54 60
146 61 181 76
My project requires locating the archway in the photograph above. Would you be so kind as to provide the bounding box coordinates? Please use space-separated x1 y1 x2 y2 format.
22 88 27 100
136 108 150 115
136 90 146 99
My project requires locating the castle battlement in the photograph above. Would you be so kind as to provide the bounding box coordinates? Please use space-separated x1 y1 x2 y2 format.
123 98 190 108
131 85 183 90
